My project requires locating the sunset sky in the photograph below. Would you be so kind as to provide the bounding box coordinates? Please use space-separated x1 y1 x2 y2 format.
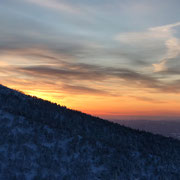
1 0 180 120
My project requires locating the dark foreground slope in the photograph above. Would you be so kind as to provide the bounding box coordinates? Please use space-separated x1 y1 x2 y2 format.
0 84 180 180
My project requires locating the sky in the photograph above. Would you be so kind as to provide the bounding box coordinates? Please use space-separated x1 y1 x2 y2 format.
1 0 180 120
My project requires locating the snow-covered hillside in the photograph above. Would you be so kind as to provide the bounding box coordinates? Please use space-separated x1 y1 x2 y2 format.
0 84 180 179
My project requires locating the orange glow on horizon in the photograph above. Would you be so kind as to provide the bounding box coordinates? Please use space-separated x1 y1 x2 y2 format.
1 53 180 121
3 82 180 121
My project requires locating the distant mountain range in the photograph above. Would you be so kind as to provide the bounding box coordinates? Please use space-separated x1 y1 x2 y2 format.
0 84 180 179
118 120 180 140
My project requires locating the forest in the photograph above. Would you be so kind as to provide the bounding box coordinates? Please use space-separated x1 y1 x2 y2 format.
0 84 180 179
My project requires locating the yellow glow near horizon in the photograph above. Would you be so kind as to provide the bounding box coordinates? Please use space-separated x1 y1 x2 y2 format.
1 53 180 121
3 81 180 120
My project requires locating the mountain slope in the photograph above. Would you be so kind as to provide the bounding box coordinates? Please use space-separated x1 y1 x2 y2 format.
0 84 180 179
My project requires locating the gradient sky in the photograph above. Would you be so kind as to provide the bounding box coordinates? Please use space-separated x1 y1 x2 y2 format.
1 0 180 120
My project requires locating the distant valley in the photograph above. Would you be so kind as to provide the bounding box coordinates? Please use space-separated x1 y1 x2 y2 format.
118 120 180 140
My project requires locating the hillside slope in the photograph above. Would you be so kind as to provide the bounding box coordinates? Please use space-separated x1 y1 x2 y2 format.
0 84 180 180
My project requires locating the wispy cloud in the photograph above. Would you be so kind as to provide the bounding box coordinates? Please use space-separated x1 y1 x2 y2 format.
24 0 81 15
62 84 109 95
152 23 180 72
130 96 165 103
1 42 180 95
116 22 180 72
16 63 157 85
9 60 180 94
153 60 167 72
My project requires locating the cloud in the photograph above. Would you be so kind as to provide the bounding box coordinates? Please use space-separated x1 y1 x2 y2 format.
24 0 81 15
150 22 180 32
16 63 158 86
62 84 109 95
1 24 180 96
153 59 167 72
11 61 180 94
0 32 107 64
2 54 180 96
130 96 164 103
1 42 180 95
116 22 180 45
153 37 180 72
165 37 180 59
115 27 169 44
116 22 180 72
17 65 106 81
